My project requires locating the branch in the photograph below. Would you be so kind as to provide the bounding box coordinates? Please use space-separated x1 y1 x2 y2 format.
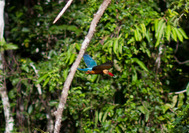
53 0 111 132
174 56 189 65
53 0 73 24
30 63 42 95
169 89 187 95
0 1 14 132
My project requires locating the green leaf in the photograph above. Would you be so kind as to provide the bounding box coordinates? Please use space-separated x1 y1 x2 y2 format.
155 19 164 38
162 103 172 113
127 37 134 44
132 68 137 82
28 105 33 114
118 38 123 54
178 93 184 108
171 95 178 108
108 40 113 54
174 27 183 42
22 27 30 32
155 37 160 48
69 54 76 65
102 111 108 123
37 73 49 83
43 77 50 87
63 69 68 80
186 82 189 96
113 38 119 55
83 106 93 112
171 27 177 41
4 43 18 50
95 110 98 128
134 26 142 41
155 22 165 47
132 58 148 72
99 112 103 123
140 23 146 37
154 19 159 33
138 106 145 114
166 24 171 41
89 74 98 82
177 28 188 39
145 29 151 44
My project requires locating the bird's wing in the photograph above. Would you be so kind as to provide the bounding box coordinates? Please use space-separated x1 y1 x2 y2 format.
77 68 92 71
92 62 113 70
83 54 97 68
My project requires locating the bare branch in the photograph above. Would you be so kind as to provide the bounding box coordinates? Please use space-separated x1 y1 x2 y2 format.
30 63 42 95
169 89 187 95
53 0 73 24
53 0 111 132
174 56 189 65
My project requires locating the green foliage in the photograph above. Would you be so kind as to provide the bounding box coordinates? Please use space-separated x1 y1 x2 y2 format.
1 0 189 132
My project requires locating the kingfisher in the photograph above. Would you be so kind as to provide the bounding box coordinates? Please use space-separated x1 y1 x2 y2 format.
77 54 114 77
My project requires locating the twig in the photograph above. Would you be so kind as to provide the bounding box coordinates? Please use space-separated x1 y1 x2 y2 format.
174 56 189 64
155 45 163 73
169 89 187 95
53 0 73 24
30 63 42 95
53 0 111 132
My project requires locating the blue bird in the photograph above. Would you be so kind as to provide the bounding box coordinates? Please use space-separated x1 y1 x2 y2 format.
77 54 114 77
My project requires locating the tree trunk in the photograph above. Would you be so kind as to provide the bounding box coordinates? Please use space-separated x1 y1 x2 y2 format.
0 0 14 132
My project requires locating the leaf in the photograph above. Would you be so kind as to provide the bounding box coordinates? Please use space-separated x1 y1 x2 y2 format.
127 37 134 44
155 37 160 48
132 58 148 72
28 105 33 114
69 54 76 65
43 77 50 87
90 74 98 82
83 106 93 112
37 73 49 83
118 38 124 54
154 19 159 33
4 43 18 50
178 93 184 108
162 103 172 113
155 22 165 47
166 24 171 41
106 40 113 54
145 29 151 44
95 110 98 128
138 106 145 114
63 69 68 80
132 68 137 82
113 38 119 55
174 27 183 42
22 27 30 32
140 23 146 37
99 112 103 123
171 27 177 42
102 111 108 122
177 28 188 39
186 82 189 96
171 95 178 108
134 26 142 41
155 19 164 38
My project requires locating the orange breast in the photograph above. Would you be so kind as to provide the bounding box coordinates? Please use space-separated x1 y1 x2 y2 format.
86 70 103 74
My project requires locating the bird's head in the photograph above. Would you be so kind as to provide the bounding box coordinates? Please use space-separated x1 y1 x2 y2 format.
103 69 114 77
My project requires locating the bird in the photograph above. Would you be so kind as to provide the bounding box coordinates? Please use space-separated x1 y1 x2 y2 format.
77 54 114 77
